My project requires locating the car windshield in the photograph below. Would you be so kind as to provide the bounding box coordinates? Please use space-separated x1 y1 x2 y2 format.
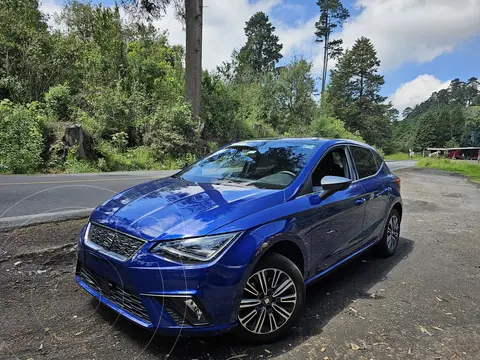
176 141 318 189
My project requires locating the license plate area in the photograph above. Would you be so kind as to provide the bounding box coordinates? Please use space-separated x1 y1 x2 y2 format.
95 274 111 296
85 251 123 295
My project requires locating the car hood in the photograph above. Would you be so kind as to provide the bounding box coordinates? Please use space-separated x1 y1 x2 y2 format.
90 177 284 241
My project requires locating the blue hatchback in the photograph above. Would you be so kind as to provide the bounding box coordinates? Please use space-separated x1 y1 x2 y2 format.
75 138 402 343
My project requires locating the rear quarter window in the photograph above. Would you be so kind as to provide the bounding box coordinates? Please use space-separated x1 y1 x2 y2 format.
350 146 379 179
372 150 384 169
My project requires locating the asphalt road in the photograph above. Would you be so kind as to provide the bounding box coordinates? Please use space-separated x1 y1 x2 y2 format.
0 166 478 360
0 161 415 228
0 170 177 228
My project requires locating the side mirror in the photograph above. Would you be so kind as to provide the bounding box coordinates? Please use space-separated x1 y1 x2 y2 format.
320 176 352 200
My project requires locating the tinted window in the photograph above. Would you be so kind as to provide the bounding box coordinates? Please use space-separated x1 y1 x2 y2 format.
350 146 378 179
176 142 318 189
372 150 384 169
311 148 349 192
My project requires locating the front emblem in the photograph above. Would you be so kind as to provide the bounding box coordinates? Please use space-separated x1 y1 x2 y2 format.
103 233 116 250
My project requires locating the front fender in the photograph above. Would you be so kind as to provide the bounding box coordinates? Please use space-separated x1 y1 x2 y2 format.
224 220 309 322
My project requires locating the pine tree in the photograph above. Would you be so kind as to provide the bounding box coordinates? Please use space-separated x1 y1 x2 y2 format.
237 12 283 76
449 78 466 105
328 37 391 149
315 0 349 95
415 110 438 148
402 107 413 119
466 77 479 107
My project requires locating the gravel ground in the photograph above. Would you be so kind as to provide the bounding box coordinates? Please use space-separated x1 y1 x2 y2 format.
1 167 479 360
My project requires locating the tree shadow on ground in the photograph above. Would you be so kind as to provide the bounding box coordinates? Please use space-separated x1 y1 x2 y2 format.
91 237 414 360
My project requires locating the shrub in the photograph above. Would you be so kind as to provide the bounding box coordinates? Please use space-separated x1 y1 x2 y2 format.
310 113 364 142
44 84 73 121
96 141 161 171
0 100 44 173
64 148 98 173
146 102 198 159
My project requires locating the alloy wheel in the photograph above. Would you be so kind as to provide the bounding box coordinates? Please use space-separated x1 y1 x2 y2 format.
238 268 297 335
386 214 400 251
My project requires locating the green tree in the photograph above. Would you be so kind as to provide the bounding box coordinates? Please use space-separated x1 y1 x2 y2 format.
200 70 250 146
0 0 53 102
309 95 363 141
237 12 283 76
449 78 466 105
328 37 391 149
466 77 479 107
461 106 480 146
402 107 413 119
315 0 349 95
44 84 73 121
448 105 465 141
273 59 317 133
388 108 399 123
415 110 438 148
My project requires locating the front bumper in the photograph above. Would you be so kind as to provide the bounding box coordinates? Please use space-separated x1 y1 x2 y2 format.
75 226 255 335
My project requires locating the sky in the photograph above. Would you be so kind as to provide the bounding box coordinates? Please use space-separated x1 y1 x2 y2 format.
39 0 480 114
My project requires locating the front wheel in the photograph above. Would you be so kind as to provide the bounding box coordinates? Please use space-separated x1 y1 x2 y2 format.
235 253 305 343
375 209 401 257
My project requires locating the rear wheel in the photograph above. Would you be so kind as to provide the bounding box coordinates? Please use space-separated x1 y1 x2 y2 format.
375 209 401 257
235 253 305 343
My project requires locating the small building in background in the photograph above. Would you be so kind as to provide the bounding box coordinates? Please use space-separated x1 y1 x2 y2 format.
425 147 480 160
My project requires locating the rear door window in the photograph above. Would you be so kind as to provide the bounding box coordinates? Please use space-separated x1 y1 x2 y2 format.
350 146 378 179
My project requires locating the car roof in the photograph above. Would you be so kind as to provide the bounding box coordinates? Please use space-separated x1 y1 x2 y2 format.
230 137 371 148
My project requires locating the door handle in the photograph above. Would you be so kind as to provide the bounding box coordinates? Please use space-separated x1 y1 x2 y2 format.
355 198 366 205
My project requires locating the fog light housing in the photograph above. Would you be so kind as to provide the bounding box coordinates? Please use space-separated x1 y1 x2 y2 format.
162 296 210 326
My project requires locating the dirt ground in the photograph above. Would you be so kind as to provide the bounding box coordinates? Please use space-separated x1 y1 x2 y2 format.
1 167 479 360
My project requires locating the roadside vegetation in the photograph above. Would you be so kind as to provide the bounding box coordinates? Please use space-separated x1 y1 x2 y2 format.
392 82 480 153
417 158 480 183
1 1 479 174
384 153 412 161
0 0 396 174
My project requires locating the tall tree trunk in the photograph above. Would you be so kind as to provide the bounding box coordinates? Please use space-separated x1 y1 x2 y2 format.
185 0 202 121
320 13 329 98
322 33 330 93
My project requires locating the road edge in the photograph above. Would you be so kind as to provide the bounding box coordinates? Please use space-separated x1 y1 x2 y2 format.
0 209 92 230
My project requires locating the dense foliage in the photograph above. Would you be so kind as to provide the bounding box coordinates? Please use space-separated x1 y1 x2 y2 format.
392 78 480 151
0 1 390 174
328 37 393 152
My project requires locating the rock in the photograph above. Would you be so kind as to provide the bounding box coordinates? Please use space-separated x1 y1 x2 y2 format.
14 261 22 267
63 124 94 160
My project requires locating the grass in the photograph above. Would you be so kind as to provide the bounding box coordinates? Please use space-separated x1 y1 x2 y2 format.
417 158 480 183
384 152 419 161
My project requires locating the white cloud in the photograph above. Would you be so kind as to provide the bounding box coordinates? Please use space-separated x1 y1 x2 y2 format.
388 74 451 114
153 0 284 70
38 0 480 79
39 0 62 29
338 0 480 70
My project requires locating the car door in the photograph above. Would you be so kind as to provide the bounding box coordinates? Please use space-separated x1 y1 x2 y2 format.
293 146 367 276
349 146 391 244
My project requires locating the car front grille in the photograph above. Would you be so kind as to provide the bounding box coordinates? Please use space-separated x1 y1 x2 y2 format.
87 223 145 261
77 263 151 323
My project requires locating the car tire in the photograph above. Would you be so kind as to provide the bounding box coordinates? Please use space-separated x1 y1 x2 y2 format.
234 253 305 344
374 209 401 258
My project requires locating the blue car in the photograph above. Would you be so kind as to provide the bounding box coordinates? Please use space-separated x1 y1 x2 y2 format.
75 138 402 343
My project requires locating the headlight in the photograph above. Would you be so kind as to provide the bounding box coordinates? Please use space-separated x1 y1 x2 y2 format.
150 232 241 262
